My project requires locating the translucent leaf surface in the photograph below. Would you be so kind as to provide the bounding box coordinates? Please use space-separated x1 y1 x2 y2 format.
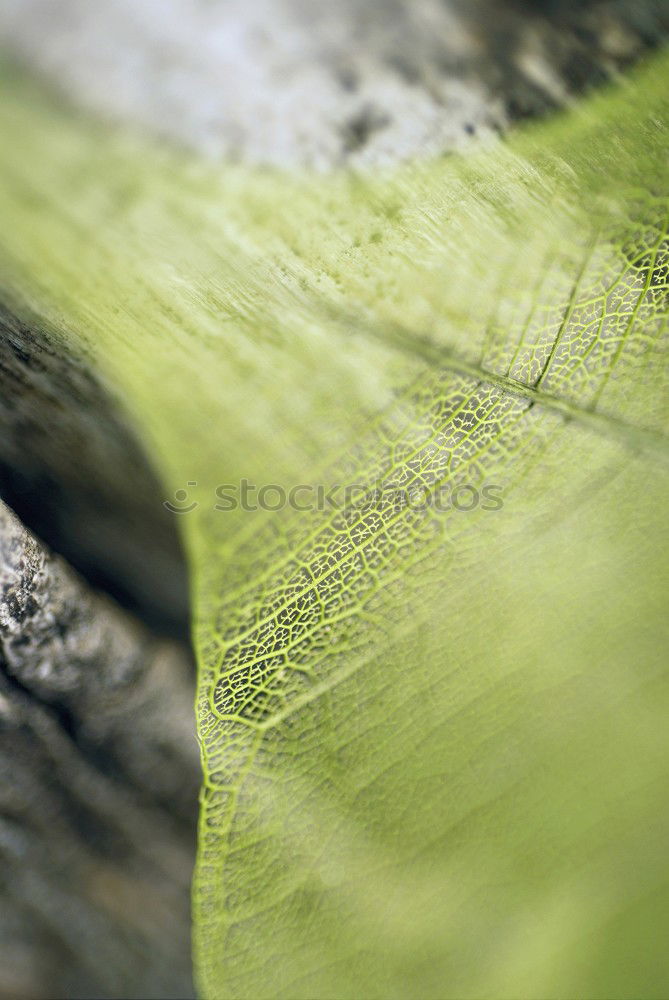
0 50 668 999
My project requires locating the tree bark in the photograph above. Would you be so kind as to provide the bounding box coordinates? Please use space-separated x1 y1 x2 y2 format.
0 501 198 999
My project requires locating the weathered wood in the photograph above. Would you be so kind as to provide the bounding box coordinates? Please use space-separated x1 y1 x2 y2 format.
0 502 198 998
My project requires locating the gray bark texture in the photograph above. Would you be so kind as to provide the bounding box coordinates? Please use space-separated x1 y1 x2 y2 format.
0 501 198 999
0 2 667 998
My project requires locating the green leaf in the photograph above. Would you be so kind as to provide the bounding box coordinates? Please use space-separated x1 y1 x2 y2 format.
0 49 668 999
